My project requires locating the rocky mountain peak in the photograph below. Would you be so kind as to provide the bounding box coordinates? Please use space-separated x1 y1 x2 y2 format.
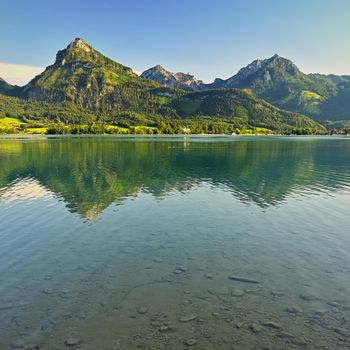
141 65 203 90
153 64 165 71
234 58 266 80
68 38 92 52
142 65 170 77
209 53 305 90
54 38 95 66
266 54 300 76
267 54 294 66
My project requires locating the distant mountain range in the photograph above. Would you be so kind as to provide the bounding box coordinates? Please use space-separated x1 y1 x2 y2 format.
141 55 350 124
1 37 349 134
141 65 203 91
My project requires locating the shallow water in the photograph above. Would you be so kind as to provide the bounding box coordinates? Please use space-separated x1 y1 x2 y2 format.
0 136 350 349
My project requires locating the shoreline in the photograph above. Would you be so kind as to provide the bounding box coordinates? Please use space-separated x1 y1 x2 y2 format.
0 134 348 140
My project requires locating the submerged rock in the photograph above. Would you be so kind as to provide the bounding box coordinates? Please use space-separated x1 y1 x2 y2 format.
271 290 285 297
42 289 53 295
313 309 328 316
222 336 235 344
290 337 307 346
24 344 39 350
262 321 282 329
174 266 188 274
244 287 259 294
10 339 25 349
299 293 318 301
215 286 230 295
159 325 169 333
334 327 350 338
250 324 262 333
0 302 14 310
277 331 295 339
285 305 303 314
228 275 260 284
65 337 79 346
327 301 341 307
138 306 149 315
185 339 197 346
231 288 245 297
179 315 197 323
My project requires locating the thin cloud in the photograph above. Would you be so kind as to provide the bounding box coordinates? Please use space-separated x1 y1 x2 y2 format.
0 62 44 86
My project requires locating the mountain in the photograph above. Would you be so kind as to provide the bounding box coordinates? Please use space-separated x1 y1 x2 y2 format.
144 54 350 122
0 39 325 133
142 54 350 123
141 65 203 91
0 78 20 96
208 55 335 116
172 89 322 132
21 38 175 116
207 55 350 122
309 73 350 85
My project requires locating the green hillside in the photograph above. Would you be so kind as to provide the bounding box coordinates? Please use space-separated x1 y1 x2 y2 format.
210 55 350 124
172 89 324 132
0 78 20 96
0 39 326 134
20 38 176 117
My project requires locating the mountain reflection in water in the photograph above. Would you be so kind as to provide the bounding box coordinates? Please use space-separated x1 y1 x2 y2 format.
1 136 350 349
1 136 349 219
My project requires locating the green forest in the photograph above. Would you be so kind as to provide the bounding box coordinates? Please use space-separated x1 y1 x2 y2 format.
0 38 349 135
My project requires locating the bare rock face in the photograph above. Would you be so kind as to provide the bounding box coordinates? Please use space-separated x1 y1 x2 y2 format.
226 59 266 85
209 54 302 90
54 38 94 66
141 65 204 91
20 37 143 110
68 38 92 52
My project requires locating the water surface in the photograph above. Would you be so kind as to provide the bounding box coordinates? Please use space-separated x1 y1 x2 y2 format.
0 136 350 349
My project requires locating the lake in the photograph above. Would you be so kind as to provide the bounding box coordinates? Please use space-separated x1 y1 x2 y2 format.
0 135 350 349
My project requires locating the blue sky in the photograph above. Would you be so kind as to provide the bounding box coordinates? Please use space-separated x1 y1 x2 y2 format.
1 0 350 85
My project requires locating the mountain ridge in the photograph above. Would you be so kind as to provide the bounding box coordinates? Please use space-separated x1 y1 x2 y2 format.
141 54 350 123
0 77 21 96
0 38 329 133
141 64 203 91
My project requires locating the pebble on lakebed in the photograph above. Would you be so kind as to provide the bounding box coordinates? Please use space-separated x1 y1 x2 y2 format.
174 266 188 274
271 290 285 297
0 302 14 310
23 344 39 350
10 339 25 349
65 337 79 346
185 339 197 346
213 286 230 295
262 321 282 329
228 275 260 284
231 288 245 297
138 306 149 314
299 293 319 301
159 325 170 333
285 305 303 314
250 324 262 333
179 315 197 323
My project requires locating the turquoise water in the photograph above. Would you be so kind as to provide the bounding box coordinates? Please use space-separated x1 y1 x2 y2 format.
0 136 350 349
